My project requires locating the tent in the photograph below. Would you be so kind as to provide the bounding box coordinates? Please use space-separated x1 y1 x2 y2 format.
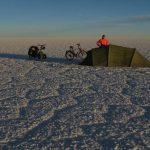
80 44 150 67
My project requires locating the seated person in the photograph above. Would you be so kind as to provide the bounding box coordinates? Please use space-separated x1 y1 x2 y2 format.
96 34 109 47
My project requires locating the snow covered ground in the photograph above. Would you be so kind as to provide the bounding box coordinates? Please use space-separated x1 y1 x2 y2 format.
0 38 150 149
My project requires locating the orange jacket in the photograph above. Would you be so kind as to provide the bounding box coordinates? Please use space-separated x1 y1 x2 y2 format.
97 38 109 46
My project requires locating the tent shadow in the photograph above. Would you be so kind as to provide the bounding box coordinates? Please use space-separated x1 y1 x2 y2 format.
0 53 81 65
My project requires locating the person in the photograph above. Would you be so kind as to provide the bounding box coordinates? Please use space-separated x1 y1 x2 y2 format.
96 34 109 47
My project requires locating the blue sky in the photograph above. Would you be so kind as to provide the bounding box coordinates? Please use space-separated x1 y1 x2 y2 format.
0 0 150 38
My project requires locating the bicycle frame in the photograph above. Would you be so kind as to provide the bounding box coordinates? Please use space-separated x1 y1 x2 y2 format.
65 44 87 60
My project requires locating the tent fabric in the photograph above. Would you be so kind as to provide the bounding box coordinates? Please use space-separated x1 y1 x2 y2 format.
130 50 150 67
80 44 150 67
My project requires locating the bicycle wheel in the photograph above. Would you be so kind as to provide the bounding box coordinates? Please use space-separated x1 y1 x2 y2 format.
65 51 74 60
43 54 47 59
78 51 87 59
37 53 42 59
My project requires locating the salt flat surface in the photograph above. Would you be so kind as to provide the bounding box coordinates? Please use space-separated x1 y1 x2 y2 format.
0 38 150 149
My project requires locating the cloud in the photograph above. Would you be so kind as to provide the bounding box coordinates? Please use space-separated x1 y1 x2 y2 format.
115 15 150 24
133 15 150 22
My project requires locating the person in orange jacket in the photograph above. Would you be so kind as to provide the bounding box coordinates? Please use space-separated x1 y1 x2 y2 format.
96 34 109 47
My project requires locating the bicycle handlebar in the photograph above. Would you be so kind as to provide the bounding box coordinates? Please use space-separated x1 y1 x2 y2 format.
38 44 46 47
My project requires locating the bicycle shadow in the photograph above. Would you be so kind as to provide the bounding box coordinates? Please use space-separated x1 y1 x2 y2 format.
47 57 82 64
0 53 82 65
0 53 28 60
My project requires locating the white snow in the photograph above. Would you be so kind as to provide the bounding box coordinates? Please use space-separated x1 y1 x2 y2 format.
0 37 150 149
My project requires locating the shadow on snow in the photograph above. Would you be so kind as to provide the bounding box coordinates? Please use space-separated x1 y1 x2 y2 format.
0 53 81 65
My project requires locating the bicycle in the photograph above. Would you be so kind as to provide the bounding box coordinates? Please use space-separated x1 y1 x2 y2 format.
28 44 47 60
65 44 87 60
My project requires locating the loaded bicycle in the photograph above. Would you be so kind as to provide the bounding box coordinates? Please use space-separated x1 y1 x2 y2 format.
28 44 47 60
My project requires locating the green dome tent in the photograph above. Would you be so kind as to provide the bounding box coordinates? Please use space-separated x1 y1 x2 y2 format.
80 44 150 67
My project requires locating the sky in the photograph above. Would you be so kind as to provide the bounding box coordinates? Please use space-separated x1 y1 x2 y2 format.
0 0 150 38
